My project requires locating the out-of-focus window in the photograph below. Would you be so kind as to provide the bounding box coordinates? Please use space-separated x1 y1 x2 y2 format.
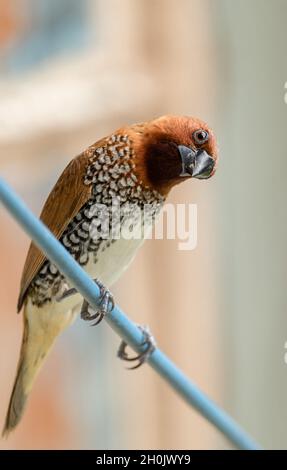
0 0 90 74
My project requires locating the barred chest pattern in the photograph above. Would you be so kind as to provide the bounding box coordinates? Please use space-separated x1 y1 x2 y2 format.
29 134 165 306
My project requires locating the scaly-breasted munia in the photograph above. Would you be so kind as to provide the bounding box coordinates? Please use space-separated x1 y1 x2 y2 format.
3 115 218 435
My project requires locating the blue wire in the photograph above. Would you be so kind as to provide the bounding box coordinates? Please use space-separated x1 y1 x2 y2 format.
0 177 262 450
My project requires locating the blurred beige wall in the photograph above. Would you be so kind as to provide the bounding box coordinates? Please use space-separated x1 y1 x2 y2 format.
214 0 287 449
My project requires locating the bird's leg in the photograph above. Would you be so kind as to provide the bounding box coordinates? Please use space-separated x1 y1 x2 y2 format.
117 325 156 369
80 279 114 326
56 278 114 326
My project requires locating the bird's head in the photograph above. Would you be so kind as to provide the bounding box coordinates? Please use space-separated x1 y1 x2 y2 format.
131 115 218 196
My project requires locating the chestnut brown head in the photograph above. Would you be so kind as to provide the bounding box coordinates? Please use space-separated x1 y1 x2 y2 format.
132 115 218 195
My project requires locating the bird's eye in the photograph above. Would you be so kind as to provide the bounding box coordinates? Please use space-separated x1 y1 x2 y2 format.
193 129 209 145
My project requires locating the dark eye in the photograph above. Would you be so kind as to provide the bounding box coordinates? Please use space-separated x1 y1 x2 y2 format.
193 129 209 145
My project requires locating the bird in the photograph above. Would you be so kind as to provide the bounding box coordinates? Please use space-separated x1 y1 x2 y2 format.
3 114 218 436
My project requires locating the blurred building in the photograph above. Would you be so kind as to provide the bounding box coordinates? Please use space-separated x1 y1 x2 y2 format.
0 0 286 450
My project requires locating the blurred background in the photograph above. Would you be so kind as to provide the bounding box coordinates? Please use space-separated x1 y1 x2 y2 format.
0 0 287 450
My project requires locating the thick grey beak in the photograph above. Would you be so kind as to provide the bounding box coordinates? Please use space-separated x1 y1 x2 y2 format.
178 145 214 179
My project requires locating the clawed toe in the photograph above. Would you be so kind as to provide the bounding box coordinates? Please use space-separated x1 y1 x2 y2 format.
56 278 114 326
80 279 114 326
117 325 156 369
56 287 78 302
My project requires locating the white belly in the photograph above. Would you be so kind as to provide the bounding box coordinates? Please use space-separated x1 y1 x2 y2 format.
84 235 145 287
27 221 149 328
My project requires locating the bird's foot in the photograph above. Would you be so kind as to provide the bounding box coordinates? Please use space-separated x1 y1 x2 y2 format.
81 279 114 326
56 282 78 302
117 325 156 369
56 278 114 326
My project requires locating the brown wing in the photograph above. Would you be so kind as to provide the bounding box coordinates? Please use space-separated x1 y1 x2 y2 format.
17 149 94 311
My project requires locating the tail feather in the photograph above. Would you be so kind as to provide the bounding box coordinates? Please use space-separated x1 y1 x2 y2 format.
3 316 30 436
2 300 76 437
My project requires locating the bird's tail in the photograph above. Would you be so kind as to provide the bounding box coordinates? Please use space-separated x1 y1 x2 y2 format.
2 300 76 437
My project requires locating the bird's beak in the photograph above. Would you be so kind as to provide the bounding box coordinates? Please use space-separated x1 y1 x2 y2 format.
178 145 215 179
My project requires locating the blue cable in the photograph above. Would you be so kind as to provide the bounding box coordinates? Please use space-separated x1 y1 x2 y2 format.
0 177 262 450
